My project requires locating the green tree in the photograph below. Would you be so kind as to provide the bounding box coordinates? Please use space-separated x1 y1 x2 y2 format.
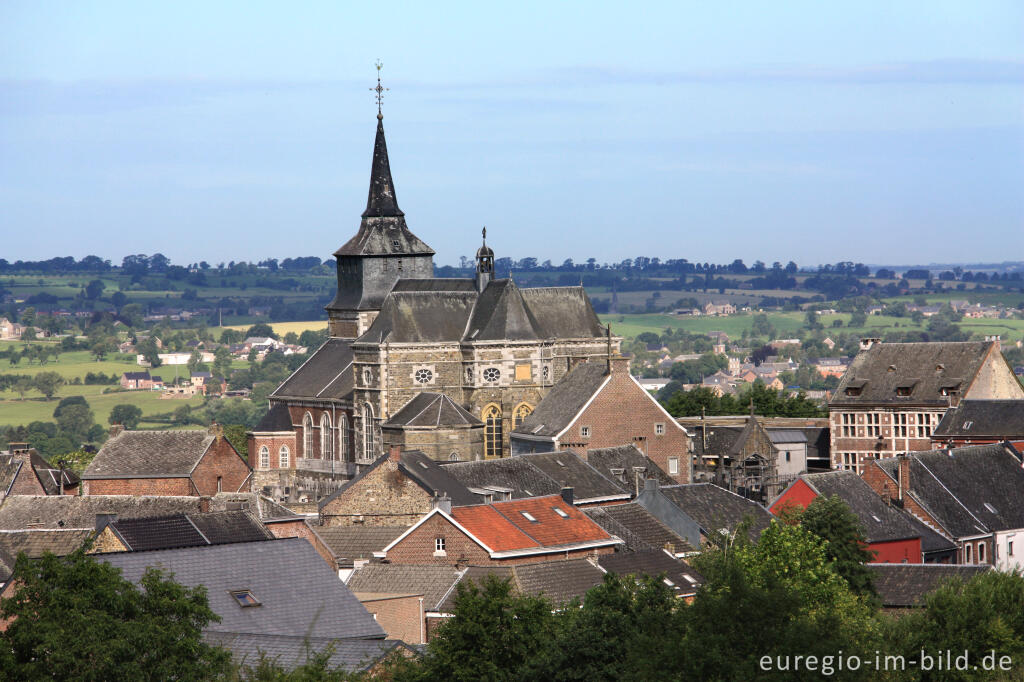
55 404 95 443
0 549 231 680
20 326 37 342
137 337 162 367
91 338 116 362
245 323 277 339
21 306 36 328
13 376 35 400
187 349 203 373
85 278 105 300
795 495 876 597
213 346 233 379
33 371 63 400
109 404 143 429
223 424 249 462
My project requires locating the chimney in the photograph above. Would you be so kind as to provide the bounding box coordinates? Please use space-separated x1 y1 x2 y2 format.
985 335 1002 351
95 512 118 533
389 444 403 462
607 354 631 376
433 492 452 514
897 455 910 502
643 477 659 494
108 424 125 439
859 337 881 351
208 422 224 440
199 496 211 513
560 486 574 506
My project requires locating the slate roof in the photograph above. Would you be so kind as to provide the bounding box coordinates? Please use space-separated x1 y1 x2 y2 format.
689 426 745 458
318 451 478 511
441 456 561 500
869 563 990 607
270 338 353 401
877 443 1024 538
933 400 1024 439
385 393 482 428
440 559 606 611
831 341 996 405
30 451 80 494
598 549 704 596
83 429 218 479
210 493 302 521
314 526 408 565
100 538 385 640
584 503 696 554
0 529 94 582
659 483 775 541
518 287 606 339
357 291 478 344
123 371 151 381
253 403 293 432
584 445 676 488
512 361 610 438
0 458 20 496
206 633 405 673
109 511 273 552
0 495 203 530
767 430 807 444
347 563 462 611
515 451 629 501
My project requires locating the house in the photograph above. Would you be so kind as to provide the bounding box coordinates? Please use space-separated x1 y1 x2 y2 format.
930 400 1024 450
703 302 736 316
82 425 251 497
510 355 691 483
596 550 703 600
346 563 463 642
829 338 1024 471
812 357 849 378
636 480 774 549
861 443 1024 569
93 538 400 673
0 318 23 340
380 493 622 567
584 501 697 556
770 471 957 563
190 371 212 393
636 378 670 393
869 563 990 611
120 371 154 390
90 511 275 553
313 525 409 579
318 447 478 527
0 446 80 499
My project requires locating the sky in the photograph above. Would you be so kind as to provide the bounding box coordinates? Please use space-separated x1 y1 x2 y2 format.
1 1 1023 267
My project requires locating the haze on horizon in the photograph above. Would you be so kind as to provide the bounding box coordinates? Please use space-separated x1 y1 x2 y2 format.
2 1 1022 267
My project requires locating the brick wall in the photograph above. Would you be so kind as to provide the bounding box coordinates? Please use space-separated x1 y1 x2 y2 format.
191 436 251 496
355 593 424 643
7 454 46 496
265 518 338 571
248 433 298 471
320 458 433 527
84 477 193 496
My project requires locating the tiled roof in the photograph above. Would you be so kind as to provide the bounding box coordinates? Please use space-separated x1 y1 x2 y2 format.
690 426 745 457
346 563 462 611
270 339 353 401
110 511 273 552
314 526 408 564
0 495 203 530
399 451 479 507
869 563 990 607
831 341 995 405
206 633 405 673
0 458 22 496
585 503 696 554
515 451 629 501
441 457 561 500
252 403 294 432
598 550 704 596
933 400 1024 439
99 538 384 640
0 529 94 581
440 559 606 612
83 430 216 478
385 393 482 428
584 445 676 489
659 483 774 541
512 361 610 438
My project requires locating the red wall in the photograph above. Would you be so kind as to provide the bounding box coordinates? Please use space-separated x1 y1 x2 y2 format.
769 478 818 515
869 538 922 564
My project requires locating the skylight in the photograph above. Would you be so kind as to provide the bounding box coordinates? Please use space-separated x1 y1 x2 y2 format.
963 421 974 431
521 511 538 523
662 578 675 587
230 590 260 608
418 461 429 469
553 507 569 519
984 503 998 514
683 575 697 585
871 514 881 523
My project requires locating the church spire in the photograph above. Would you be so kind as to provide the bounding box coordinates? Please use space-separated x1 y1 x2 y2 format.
363 62 403 218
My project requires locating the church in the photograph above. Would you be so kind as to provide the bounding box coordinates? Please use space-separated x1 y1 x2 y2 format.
249 102 618 504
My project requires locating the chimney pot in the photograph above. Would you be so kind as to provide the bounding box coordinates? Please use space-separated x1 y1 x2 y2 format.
389 444 402 462
560 486 574 506
433 492 452 514
108 424 125 438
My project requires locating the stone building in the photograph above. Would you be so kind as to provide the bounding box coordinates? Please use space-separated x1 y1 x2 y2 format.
829 338 1023 472
250 104 616 502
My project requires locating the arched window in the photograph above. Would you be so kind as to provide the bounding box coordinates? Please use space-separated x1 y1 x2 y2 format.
279 445 290 468
321 414 334 460
483 404 503 458
303 413 314 458
512 403 533 428
362 403 376 460
339 414 349 462
259 446 269 469
449 452 461 462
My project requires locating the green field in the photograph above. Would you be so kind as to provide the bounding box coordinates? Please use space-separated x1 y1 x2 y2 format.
0 383 205 428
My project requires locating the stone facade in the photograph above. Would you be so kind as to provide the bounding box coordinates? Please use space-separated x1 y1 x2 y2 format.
319 457 434 527
380 423 484 463
354 593 425 644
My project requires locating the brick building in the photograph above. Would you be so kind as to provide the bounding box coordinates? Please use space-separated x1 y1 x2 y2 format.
120 371 155 390
829 338 1024 472
930 399 1024 450
82 425 251 497
509 355 691 484
1 446 79 500
250 105 616 503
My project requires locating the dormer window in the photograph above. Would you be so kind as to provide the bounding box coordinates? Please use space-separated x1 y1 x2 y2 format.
392 239 401 250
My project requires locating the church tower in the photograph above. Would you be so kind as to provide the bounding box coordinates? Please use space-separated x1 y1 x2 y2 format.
326 68 435 338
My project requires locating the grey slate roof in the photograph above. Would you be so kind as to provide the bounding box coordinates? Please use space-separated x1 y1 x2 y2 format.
518 287 606 339
689 426 745 458
584 503 696 554
831 341 996 406
439 559 606 612
385 393 482 428
357 291 478 344
253 403 294 432
512 361 610 438
515 451 629 501
100 538 385 640
0 458 20 496
441 457 562 500
598 549 704 596
584 444 676 489
659 483 775 541
314 526 408 565
270 339 353 401
933 400 1024 439
347 563 462 611
83 429 217 479
0 529 94 582
869 563 990 607
767 430 807 444
110 511 274 552
878 443 1024 538
318 451 478 511
0 495 203 530
206 633 406 673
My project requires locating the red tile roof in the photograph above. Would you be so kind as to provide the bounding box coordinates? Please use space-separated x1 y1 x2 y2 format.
450 504 537 552
451 495 613 552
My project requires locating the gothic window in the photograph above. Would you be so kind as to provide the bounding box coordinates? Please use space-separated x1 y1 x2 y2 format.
363 367 372 386
415 368 434 384
465 366 473 383
303 413 314 457
321 414 334 460
279 445 290 468
259 446 269 469
483 404 503 458
339 414 349 462
512 403 533 428
362 403 376 460
483 367 500 383
449 452 460 462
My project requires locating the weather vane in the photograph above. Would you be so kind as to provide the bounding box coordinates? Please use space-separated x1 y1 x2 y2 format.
371 59 388 118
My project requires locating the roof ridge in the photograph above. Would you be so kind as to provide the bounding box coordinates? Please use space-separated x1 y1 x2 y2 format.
912 455 989 533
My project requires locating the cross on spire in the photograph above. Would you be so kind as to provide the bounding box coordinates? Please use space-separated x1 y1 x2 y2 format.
371 59 388 119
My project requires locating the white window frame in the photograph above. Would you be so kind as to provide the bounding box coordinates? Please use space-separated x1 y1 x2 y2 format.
279 445 290 468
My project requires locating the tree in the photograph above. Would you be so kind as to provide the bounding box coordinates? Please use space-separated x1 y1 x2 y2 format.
21 306 36 327
20 326 37 342
137 337 162 368
109 404 143 429
33 371 63 400
0 549 231 679
751 313 774 338
187 349 203 373
91 338 116 362
245 323 276 339
13 376 34 400
85 279 105 300
213 346 233 380
55 404 95 443
849 310 868 328
794 495 876 596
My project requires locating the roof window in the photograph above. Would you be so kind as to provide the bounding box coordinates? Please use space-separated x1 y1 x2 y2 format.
520 511 538 523
230 590 261 607
662 578 675 587
870 514 882 523
984 502 998 514
553 507 569 519
683 574 697 585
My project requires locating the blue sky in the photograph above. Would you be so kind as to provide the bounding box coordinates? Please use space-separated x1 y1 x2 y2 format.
2 1 1022 266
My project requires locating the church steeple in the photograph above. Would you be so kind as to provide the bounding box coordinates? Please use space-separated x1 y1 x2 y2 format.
362 118 404 218
475 227 494 292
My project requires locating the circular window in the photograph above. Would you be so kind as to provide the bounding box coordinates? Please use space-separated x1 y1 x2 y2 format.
483 367 500 382
415 368 433 384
